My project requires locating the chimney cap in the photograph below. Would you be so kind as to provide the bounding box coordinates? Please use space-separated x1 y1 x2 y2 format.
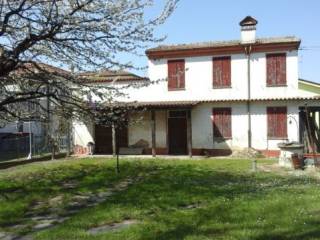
239 16 258 26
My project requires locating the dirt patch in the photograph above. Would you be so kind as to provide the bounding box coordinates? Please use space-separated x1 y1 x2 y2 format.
231 148 264 158
258 163 320 179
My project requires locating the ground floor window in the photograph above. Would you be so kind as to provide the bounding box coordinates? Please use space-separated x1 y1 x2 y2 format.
267 106 287 139
212 108 232 138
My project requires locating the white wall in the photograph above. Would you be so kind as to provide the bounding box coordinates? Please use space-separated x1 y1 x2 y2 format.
192 102 301 151
120 50 301 103
250 101 300 150
250 51 299 99
73 120 94 147
74 110 168 149
128 110 167 148
73 99 320 152
191 103 247 149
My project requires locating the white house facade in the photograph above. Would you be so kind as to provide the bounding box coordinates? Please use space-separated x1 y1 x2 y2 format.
73 16 320 157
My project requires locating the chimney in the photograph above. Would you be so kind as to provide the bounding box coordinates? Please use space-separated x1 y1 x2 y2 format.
239 16 258 44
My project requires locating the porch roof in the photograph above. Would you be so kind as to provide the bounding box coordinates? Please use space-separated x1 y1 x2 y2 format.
198 96 320 103
110 100 200 109
105 96 320 109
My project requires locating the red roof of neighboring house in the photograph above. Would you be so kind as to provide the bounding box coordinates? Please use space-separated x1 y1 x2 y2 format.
10 62 70 78
78 70 148 83
8 63 147 84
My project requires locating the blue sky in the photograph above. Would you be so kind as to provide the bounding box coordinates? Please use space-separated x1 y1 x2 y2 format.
137 0 320 83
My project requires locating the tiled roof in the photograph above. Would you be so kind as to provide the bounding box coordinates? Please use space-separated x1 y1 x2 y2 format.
146 36 300 53
78 70 148 83
10 62 70 77
125 100 200 107
104 96 320 109
200 96 320 102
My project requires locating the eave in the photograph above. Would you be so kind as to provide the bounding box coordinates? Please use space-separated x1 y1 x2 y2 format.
146 41 300 60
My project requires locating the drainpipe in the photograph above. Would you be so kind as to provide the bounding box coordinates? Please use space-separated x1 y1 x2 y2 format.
245 45 252 149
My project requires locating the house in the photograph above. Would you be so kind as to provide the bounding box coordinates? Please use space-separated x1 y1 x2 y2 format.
0 63 72 160
73 16 320 157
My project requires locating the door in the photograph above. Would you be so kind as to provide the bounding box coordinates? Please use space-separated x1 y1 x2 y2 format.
94 124 128 154
94 125 112 154
168 111 188 155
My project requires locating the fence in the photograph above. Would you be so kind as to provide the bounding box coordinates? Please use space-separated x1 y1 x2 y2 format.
0 134 70 162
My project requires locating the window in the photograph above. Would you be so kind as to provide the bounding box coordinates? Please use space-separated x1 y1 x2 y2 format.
267 107 287 139
266 53 286 86
212 108 232 138
168 59 185 90
212 56 231 88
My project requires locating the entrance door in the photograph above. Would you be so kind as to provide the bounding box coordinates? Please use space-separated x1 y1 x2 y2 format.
168 110 188 155
95 125 112 154
94 124 128 154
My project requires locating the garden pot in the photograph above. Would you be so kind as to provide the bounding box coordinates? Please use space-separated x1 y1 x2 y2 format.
291 153 303 169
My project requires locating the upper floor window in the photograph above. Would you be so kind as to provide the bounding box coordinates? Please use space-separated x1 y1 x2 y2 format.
212 56 231 88
266 53 286 86
267 106 287 139
168 59 185 90
212 108 232 138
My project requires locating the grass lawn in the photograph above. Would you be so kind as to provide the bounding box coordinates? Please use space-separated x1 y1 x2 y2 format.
1 158 320 239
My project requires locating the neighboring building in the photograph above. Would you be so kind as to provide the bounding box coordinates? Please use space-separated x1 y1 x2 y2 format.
73 16 320 157
0 63 71 160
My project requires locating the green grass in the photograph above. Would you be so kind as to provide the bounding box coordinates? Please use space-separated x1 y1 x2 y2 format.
1 158 320 239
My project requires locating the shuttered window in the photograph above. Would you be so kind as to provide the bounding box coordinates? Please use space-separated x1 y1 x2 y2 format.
213 56 231 88
267 107 287 139
212 108 232 138
168 59 185 90
266 53 286 86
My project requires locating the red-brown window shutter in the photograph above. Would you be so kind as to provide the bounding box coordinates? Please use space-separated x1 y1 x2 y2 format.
168 59 185 90
266 53 286 86
267 107 287 139
213 56 231 88
212 108 232 138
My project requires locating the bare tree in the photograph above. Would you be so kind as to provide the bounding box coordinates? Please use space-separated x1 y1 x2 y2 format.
0 0 178 125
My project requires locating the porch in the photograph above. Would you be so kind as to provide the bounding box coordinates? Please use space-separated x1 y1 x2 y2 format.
93 101 197 157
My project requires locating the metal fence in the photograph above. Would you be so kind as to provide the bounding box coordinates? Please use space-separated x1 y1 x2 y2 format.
0 134 69 162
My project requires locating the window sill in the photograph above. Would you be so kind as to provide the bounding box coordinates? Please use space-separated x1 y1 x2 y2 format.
266 84 287 88
168 88 185 91
212 86 232 89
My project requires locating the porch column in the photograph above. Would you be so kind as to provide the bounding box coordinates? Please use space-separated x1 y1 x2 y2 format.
112 123 116 157
151 110 156 157
187 109 192 158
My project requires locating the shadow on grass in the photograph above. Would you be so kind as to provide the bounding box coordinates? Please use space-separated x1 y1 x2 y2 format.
95 163 320 240
0 153 68 169
1 159 320 239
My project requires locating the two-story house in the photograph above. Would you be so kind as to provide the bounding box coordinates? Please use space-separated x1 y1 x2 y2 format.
73 16 320 157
